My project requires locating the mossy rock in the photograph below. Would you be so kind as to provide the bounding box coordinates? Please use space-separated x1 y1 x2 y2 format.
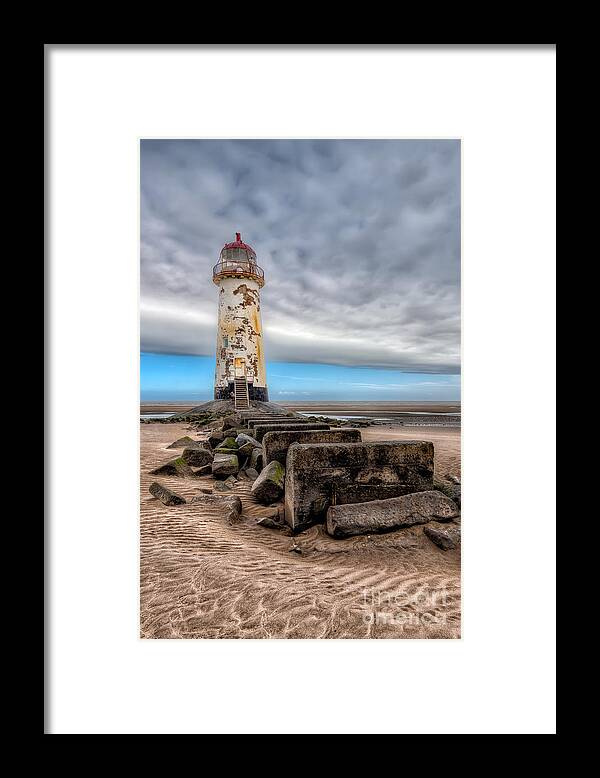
181 447 213 467
216 436 239 450
212 453 240 478
250 460 285 505
167 436 200 449
150 457 195 477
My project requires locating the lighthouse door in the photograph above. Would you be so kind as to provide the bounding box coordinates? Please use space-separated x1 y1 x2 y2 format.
234 358 246 377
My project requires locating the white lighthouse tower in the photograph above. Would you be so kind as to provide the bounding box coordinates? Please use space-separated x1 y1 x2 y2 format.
213 233 269 407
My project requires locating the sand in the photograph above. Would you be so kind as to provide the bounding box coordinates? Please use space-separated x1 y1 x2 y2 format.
140 419 461 639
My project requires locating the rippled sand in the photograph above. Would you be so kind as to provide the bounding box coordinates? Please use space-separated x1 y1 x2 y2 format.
140 422 461 639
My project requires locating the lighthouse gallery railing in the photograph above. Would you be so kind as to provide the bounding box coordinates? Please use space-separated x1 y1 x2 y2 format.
212 261 265 285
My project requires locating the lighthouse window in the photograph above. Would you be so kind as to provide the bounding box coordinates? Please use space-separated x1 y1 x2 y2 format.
223 337 228 348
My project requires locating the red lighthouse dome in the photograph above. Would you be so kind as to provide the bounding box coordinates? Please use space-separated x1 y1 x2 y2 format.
222 232 256 257
213 232 264 287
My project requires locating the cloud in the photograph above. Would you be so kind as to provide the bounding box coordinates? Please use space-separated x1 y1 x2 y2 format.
141 140 460 373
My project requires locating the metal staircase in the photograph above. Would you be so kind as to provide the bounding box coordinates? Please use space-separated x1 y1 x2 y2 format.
234 376 250 409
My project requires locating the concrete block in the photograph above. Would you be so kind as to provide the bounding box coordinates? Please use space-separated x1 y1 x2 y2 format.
284 440 434 532
263 428 362 466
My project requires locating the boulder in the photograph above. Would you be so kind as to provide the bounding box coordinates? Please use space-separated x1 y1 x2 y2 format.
207 430 225 448
252 422 330 443
245 467 259 481
149 481 186 506
166 436 200 449
215 436 239 450
239 443 257 458
256 514 285 529
150 456 195 478
212 453 239 478
190 493 242 522
263 428 362 467
181 447 213 467
285 441 435 533
326 490 459 538
433 476 461 508
214 480 234 492
249 448 264 473
193 464 212 477
251 460 286 505
424 523 461 550
222 414 242 430
236 432 261 448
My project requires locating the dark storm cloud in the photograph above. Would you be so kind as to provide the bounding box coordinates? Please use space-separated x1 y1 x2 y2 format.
140 139 460 373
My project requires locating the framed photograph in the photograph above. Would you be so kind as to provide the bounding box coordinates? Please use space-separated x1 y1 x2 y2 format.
139 138 462 640
46 44 556 735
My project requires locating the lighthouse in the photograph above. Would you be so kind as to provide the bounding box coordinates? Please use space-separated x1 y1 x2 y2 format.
213 233 269 407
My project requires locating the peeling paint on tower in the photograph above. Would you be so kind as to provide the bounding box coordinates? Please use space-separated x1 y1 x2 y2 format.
212 233 269 402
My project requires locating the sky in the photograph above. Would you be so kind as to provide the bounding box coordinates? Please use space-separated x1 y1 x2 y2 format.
140 140 460 401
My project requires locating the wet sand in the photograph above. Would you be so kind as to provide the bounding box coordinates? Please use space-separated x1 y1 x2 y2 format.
280 401 461 417
141 401 461 417
140 418 461 639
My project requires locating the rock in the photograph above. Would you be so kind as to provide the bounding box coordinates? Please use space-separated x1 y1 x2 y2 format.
263 428 362 467
249 448 263 473
446 473 461 484
424 524 461 550
257 516 284 529
251 422 330 443
222 414 242 430
245 467 259 481
235 433 261 458
190 493 242 522
434 476 461 508
166 436 200 449
214 480 234 492
212 453 240 478
326 490 459 538
181 447 213 467
149 481 186 506
285 441 435 533
215 436 239 450
207 430 225 448
237 441 257 457
236 432 260 446
193 464 212 477
251 460 286 505
224 475 238 486
150 456 195 478
289 542 302 554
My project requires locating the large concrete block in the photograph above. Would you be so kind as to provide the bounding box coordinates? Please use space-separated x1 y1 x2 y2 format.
263 428 362 467
238 410 290 419
326 490 459 538
252 422 330 443
284 440 434 532
244 417 286 429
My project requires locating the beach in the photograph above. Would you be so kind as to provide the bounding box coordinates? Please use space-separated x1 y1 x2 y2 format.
140 403 461 639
